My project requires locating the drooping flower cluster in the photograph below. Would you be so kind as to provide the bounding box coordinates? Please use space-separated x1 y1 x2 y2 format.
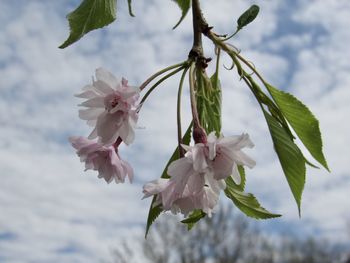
143 131 255 216
69 136 133 183
70 68 140 183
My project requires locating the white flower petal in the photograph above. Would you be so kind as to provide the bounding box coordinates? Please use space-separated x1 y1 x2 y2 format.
168 158 193 197
88 127 98 139
192 144 208 172
232 151 256 168
181 144 191 152
218 179 226 190
93 80 115 95
75 87 100 98
173 196 196 216
212 151 234 180
95 112 122 145
167 157 193 179
96 67 120 89
207 132 217 160
118 119 135 145
232 163 241 185
186 172 204 195
142 179 169 199
122 160 134 183
79 108 104 121
86 119 97 127
79 97 105 108
221 133 254 150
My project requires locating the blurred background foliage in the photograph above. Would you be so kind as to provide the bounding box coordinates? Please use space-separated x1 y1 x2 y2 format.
112 205 350 263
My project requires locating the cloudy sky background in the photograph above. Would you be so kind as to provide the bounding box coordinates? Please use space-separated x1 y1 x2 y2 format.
1 0 349 262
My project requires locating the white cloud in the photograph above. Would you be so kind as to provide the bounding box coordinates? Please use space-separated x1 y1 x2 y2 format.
1 0 350 262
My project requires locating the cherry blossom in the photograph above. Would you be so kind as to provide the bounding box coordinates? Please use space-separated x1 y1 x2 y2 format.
143 174 224 216
76 68 140 146
142 142 226 216
69 136 133 184
142 144 213 216
142 132 255 216
207 132 256 184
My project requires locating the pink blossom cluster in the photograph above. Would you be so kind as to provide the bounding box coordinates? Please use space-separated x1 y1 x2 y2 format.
70 68 139 183
143 132 256 216
70 68 256 217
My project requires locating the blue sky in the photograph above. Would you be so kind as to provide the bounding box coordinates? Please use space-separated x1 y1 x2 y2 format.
1 0 350 262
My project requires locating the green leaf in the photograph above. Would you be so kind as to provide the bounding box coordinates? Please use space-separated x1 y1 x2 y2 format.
210 57 223 136
237 5 260 31
181 210 206 230
225 177 281 219
263 110 306 214
243 74 295 140
59 0 116 49
127 0 135 17
196 69 222 135
265 84 329 171
172 0 191 29
145 123 193 237
236 165 246 191
304 157 320 169
144 202 162 238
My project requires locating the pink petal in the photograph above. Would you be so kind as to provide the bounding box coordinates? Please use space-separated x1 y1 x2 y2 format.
186 172 205 195
212 150 234 180
119 86 140 100
96 112 123 145
173 196 196 216
69 136 85 149
161 182 178 209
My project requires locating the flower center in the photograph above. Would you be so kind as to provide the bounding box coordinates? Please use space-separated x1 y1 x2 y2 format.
104 93 121 111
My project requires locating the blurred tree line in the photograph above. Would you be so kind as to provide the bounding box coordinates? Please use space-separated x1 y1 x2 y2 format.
111 206 350 263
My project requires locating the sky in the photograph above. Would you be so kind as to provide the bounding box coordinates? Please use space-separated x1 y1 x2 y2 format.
0 0 350 262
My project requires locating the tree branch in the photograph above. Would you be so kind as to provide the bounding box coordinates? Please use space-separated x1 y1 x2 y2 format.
190 0 208 58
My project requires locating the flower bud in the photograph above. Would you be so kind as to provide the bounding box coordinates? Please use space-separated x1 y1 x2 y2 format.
193 126 207 144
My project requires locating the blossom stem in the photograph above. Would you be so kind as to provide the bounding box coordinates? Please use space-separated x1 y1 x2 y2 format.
113 137 123 150
189 0 208 143
138 66 186 110
204 31 243 75
235 52 267 83
222 29 239 41
139 61 187 91
177 67 189 157
189 62 200 129
205 30 269 85
214 47 221 81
